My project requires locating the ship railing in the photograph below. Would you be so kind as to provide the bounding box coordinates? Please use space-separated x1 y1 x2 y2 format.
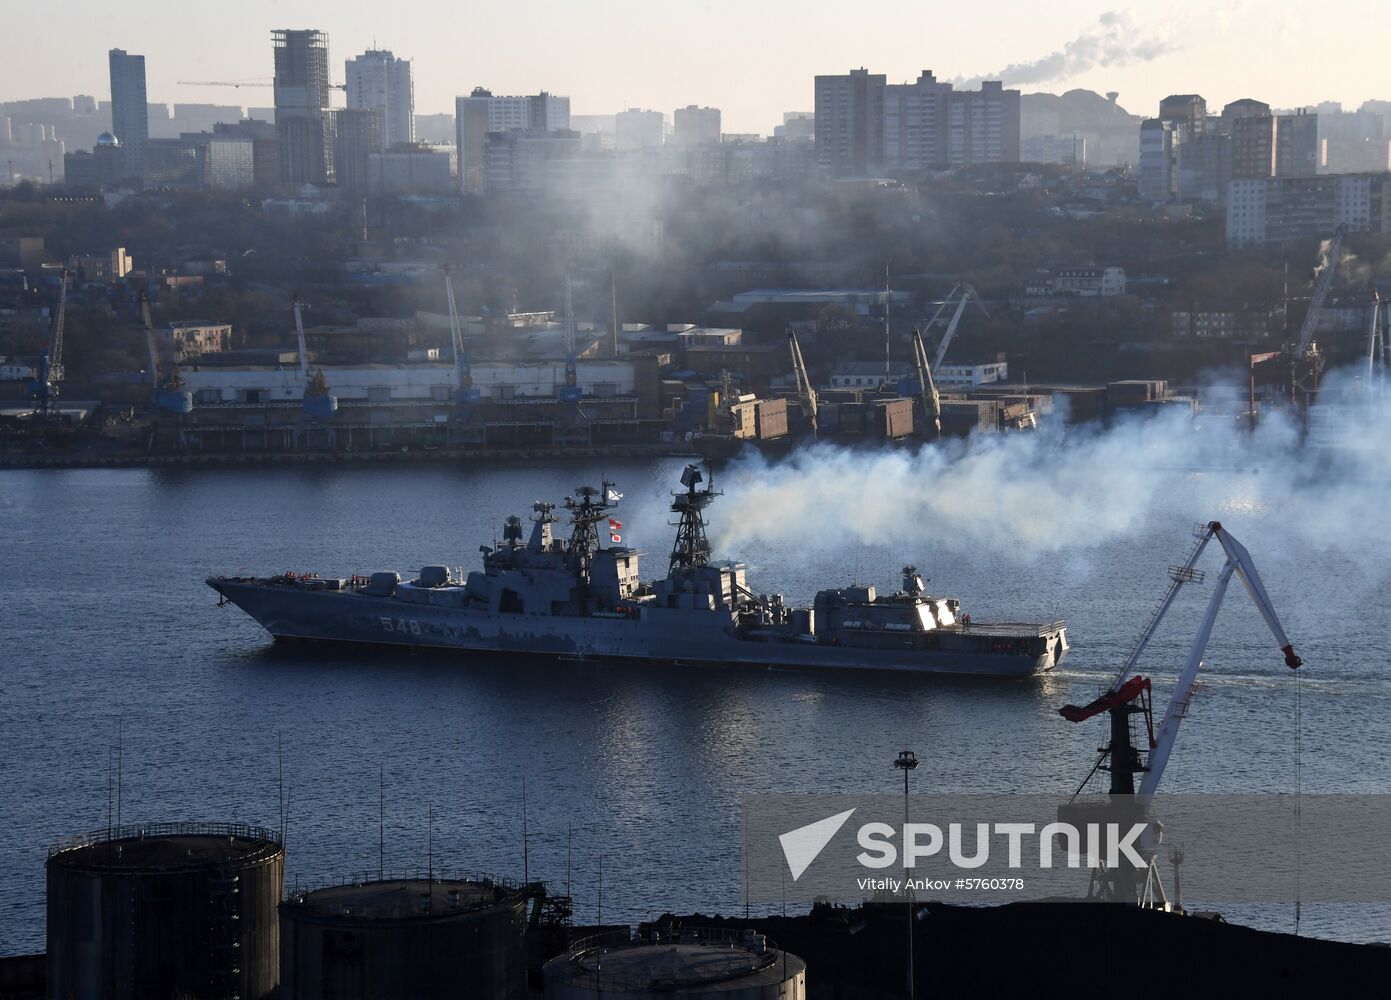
283 868 538 901
48 821 281 857
563 924 782 988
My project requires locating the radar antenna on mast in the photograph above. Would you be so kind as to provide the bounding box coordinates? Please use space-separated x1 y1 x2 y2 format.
668 463 720 574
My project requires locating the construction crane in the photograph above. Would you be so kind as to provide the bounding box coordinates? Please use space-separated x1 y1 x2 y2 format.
140 290 192 415
910 327 941 439
442 264 479 405
925 283 989 372
787 328 818 438
293 296 337 420
177 79 346 91
28 269 68 417
1289 227 1345 414
1057 521 1302 905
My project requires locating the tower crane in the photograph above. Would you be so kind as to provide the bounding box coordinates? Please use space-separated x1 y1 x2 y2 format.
910 327 941 439
28 269 68 417
925 283 989 372
786 328 818 438
1057 520 1302 904
177 79 346 91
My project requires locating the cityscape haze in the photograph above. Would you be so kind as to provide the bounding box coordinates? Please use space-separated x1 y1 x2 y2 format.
4 2 1391 997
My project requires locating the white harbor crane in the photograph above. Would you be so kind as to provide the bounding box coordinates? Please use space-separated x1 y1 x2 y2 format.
925 283 989 372
1058 520 1302 904
786 328 818 438
910 327 941 439
293 296 337 420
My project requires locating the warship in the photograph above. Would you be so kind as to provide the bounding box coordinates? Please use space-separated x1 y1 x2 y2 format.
209 465 1068 677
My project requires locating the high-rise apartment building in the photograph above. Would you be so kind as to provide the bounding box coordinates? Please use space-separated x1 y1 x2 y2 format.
1158 94 1207 135
673 106 721 146
345 50 414 148
947 81 1021 166
108 49 148 181
1227 173 1391 247
455 89 571 192
333 108 383 194
884 71 952 170
1231 111 1277 179
1139 118 1184 201
814 68 885 176
1275 110 1321 177
615 109 665 150
273 29 333 185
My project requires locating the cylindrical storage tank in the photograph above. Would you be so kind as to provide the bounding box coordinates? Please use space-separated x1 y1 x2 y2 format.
46 822 284 1000
543 927 807 1000
280 877 528 1000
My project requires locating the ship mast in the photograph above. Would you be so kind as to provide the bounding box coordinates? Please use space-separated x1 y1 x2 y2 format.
565 481 619 582
668 464 719 574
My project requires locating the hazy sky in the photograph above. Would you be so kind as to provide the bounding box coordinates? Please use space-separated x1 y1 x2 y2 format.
3 0 1386 131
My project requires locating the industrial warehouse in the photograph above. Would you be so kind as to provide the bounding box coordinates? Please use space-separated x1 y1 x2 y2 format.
1 266 1206 467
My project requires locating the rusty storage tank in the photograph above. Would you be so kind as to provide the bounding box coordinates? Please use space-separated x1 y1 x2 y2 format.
543 926 807 1000
46 822 284 1000
280 876 528 1000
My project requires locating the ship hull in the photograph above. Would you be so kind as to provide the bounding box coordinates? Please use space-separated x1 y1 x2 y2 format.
210 580 1066 679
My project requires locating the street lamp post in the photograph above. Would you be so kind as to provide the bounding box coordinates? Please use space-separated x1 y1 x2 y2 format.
894 750 919 1000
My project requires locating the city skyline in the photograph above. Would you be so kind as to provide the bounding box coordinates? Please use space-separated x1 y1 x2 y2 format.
1 0 1386 134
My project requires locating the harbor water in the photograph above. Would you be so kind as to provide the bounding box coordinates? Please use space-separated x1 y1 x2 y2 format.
2 450 1390 952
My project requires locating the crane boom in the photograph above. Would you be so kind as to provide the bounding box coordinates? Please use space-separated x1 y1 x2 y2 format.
50 269 68 378
930 283 989 372
1061 521 1301 801
787 328 818 438
1294 229 1343 360
292 296 309 382
910 327 941 438
140 290 160 379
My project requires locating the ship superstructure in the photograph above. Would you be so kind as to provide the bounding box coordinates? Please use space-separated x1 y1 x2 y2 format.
209 466 1067 677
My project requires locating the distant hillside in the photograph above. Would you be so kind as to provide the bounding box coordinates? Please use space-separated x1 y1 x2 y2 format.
1022 89 1141 133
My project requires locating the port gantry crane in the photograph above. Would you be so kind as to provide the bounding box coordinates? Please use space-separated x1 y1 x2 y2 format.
140 290 193 420
786 328 818 439
1057 520 1303 906
442 264 479 406
925 282 989 372
292 296 337 420
28 268 68 417
910 326 941 439
1289 227 1345 416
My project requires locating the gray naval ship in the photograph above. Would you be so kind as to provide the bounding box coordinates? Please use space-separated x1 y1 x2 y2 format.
209 465 1068 677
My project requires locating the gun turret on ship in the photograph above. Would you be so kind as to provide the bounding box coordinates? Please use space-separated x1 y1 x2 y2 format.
209 465 1068 677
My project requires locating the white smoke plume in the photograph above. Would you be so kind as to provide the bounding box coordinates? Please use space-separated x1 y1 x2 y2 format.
953 10 1178 89
712 364 1391 584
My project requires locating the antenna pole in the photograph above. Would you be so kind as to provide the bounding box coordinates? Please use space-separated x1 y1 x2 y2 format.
522 778 529 884
610 271 619 357
567 822 573 926
278 733 285 842
379 763 384 881
116 718 123 829
884 263 892 387
427 803 433 892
